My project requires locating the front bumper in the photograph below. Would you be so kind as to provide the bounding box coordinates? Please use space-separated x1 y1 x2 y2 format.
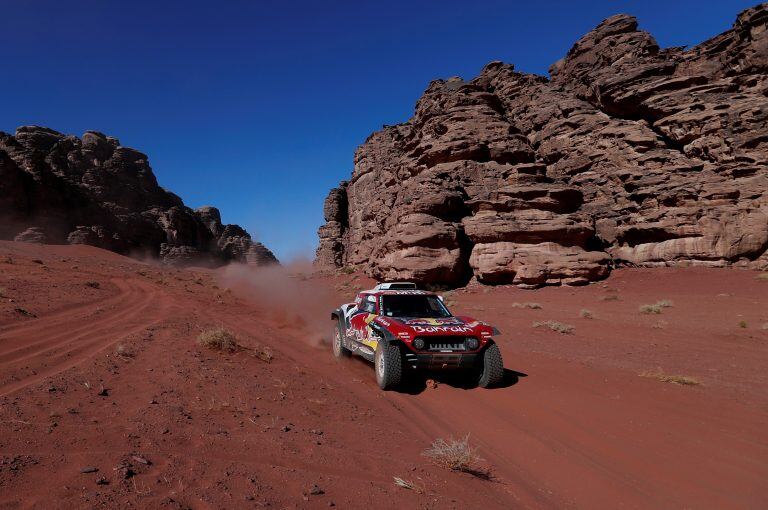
403 351 481 370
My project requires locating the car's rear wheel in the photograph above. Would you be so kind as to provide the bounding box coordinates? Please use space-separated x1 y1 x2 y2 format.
477 343 504 388
375 341 402 390
332 321 351 359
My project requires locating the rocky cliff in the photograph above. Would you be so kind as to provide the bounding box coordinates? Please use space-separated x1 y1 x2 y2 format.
0 126 277 266
317 3 768 287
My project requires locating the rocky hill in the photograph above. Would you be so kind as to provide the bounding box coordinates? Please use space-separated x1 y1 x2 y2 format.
0 126 277 266
317 3 768 287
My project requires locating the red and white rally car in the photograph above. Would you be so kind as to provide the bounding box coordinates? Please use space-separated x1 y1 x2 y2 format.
331 282 504 390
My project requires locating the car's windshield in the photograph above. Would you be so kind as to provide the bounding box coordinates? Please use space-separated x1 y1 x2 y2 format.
380 295 451 318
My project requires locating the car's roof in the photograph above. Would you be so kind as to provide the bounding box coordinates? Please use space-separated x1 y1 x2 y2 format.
360 289 436 297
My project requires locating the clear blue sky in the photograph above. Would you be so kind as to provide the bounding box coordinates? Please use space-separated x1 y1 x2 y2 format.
0 0 756 260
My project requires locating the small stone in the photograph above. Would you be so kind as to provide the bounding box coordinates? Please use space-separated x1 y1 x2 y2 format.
80 466 98 473
132 455 150 465
309 484 324 496
95 477 109 485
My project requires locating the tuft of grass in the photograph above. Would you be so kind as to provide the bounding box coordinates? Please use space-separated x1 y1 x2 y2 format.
115 344 134 359
511 302 542 309
755 273 768 281
198 327 238 352
639 300 673 314
738 320 748 329
533 320 574 334
579 309 593 319
599 294 620 301
640 369 700 386
422 434 488 478
639 304 662 314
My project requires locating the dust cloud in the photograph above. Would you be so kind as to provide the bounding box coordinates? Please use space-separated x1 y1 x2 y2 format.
216 261 340 348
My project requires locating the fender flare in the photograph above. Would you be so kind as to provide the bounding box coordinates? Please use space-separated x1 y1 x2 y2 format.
368 321 403 348
331 309 346 334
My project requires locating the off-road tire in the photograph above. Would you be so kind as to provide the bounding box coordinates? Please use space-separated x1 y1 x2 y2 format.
477 343 504 388
332 321 351 359
375 341 402 390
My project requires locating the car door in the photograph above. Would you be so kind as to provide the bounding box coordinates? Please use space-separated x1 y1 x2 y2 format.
348 293 379 352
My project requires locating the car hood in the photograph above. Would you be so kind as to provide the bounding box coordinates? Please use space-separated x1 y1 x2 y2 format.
371 315 497 338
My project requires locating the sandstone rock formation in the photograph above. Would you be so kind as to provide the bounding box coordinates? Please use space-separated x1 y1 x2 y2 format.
317 3 768 287
0 127 277 266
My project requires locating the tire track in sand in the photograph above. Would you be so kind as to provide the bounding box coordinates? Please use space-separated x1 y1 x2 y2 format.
0 278 172 397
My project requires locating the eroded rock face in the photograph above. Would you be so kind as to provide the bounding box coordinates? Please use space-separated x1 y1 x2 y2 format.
317 3 768 287
0 127 277 266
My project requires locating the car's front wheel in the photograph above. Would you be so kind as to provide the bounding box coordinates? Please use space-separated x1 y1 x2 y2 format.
332 321 351 359
477 343 504 388
375 341 402 390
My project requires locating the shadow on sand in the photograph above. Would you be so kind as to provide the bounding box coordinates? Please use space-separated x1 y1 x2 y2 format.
398 368 528 395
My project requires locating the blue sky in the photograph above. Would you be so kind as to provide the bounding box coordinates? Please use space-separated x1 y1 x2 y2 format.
0 0 756 260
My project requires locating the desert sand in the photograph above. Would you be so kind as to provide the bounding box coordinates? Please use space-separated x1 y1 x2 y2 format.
1 240 766 509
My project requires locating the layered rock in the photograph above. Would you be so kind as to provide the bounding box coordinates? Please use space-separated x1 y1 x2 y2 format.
0 127 277 266
317 3 768 287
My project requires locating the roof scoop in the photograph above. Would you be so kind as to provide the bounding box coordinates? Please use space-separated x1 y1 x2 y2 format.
374 282 417 290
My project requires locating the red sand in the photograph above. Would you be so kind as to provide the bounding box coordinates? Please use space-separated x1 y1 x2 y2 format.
1 241 766 509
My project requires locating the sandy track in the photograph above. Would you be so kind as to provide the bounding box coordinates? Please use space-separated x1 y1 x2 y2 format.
0 278 169 397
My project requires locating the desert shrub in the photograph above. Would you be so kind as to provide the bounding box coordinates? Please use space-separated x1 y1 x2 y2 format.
639 300 673 314
340 266 355 275
639 304 662 314
511 302 542 309
579 309 593 319
599 294 620 301
198 327 238 352
756 273 768 281
738 320 748 329
423 435 486 476
115 344 134 358
640 369 700 386
533 320 574 334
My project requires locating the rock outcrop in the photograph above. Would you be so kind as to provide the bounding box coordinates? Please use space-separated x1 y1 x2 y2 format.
0 127 277 266
317 3 768 287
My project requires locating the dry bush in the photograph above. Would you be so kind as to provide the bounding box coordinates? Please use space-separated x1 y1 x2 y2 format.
512 302 542 309
640 369 700 386
115 344 134 359
533 320 574 334
756 273 768 281
251 346 274 363
579 309 593 319
422 435 488 477
738 320 748 329
599 294 620 301
639 304 662 314
198 327 238 352
639 300 673 314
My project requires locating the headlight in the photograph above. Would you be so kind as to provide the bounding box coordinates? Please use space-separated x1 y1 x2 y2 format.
413 337 425 350
466 337 479 350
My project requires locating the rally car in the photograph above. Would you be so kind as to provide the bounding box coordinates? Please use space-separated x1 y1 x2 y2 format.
330 282 504 390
